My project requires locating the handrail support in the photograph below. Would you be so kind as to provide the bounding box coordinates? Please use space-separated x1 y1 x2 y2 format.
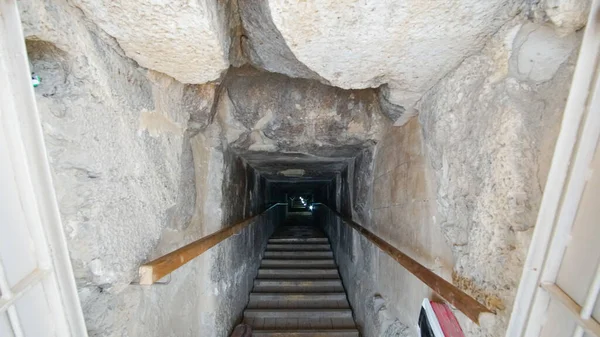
313 203 494 325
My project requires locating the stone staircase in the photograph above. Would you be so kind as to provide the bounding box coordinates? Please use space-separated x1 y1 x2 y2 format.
243 217 360 336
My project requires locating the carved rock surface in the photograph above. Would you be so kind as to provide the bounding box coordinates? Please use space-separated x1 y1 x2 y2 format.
241 0 521 109
216 67 387 178
419 21 580 336
72 0 230 84
218 67 386 153
21 1 220 335
545 0 591 34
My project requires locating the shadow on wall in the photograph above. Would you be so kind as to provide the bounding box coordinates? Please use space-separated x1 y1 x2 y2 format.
316 207 412 337
23 3 279 336
26 40 69 100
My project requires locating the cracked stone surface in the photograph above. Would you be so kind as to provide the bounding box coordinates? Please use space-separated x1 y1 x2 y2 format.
545 0 592 34
217 67 386 152
71 0 231 84
215 66 387 179
20 2 264 337
240 0 522 111
419 20 581 336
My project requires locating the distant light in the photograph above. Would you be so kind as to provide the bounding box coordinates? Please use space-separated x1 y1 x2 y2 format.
309 205 313 211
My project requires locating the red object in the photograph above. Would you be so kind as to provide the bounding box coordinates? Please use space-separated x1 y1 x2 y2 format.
430 301 465 337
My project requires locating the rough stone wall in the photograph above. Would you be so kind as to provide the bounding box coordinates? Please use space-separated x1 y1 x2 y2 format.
21 1 281 336
23 0 210 299
70 0 231 84
370 119 454 335
29 0 590 124
529 0 592 35
207 152 285 335
20 0 588 336
217 66 386 156
326 12 583 336
115 127 284 337
350 147 375 225
321 207 412 337
324 119 452 337
418 18 582 336
239 0 522 113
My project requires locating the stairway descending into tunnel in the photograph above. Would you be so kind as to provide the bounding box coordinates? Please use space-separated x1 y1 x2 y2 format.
243 215 359 337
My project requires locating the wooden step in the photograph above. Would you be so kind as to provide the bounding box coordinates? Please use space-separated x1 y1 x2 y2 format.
248 293 349 309
273 228 323 233
275 227 321 231
274 231 321 234
271 235 326 240
261 259 336 269
251 330 359 337
253 279 344 293
264 251 333 259
258 268 338 279
275 228 320 231
244 308 353 320
266 244 331 251
268 238 329 244
244 309 356 329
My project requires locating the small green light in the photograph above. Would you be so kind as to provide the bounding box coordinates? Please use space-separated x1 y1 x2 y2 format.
31 72 40 87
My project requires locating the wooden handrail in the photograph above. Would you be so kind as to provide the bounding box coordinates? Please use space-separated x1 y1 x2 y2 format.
138 203 287 285
319 204 494 325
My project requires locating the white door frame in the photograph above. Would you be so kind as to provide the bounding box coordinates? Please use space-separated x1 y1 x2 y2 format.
0 1 87 335
506 1 600 336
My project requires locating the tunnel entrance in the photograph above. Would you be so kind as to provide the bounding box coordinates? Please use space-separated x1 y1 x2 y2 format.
236 145 375 221
18 0 589 334
288 194 313 211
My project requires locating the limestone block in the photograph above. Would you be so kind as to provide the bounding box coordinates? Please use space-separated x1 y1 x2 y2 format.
20 2 220 335
378 85 406 124
238 0 324 82
71 0 230 84
373 174 392 207
241 0 521 110
545 0 591 34
419 20 581 336
375 143 399 178
390 163 408 206
510 23 579 83
217 67 387 155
